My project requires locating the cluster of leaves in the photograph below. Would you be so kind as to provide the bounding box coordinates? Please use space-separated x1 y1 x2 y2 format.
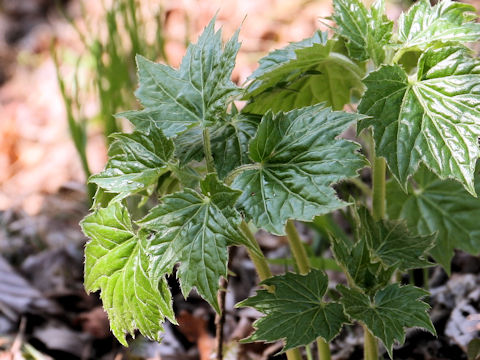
80 0 480 358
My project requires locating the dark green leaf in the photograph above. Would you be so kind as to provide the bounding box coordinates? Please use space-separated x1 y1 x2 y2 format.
332 0 393 65
398 0 480 51
339 284 435 358
175 113 261 178
232 105 366 235
117 18 240 137
243 32 364 113
358 46 480 195
81 202 174 345
357 207 434 271
90 126 174 202
387 167 480 271
331 229 394 293
138 174 252 312
237 270 347 350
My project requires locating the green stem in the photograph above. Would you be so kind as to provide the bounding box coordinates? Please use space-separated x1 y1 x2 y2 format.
316 338 331 360
349 177 372 198
368 145 385 358
372 156 386 221
423 268 429 291
239 221 272 284
392 47 407 65
363 326 378 360
224 163 261 186
285 220 331 360
239 221 303 360
285 220 310 275
203 127 215 173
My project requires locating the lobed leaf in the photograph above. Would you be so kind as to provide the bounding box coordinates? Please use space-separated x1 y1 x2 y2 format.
243 32 364 113
332 0 393 65
358 46 480 195
398 0 480 52
339 284 435 358
117 18 240 137
331 225 394 294
175 113 261 178
81 202 175 345
237 270 347 351
357 207 434 271
138 174 253 312
387 167 480 271
90 126 174 202
232 105 367 235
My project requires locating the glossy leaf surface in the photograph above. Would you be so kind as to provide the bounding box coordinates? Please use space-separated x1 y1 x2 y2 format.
81 203 174 345
398 0 480 51
238 270 347 351
118 18 240 137
244 32 364 113
139 175 251 312
358 46 480 195
90 127 174 202
232 105 366 235
387 167 480 271
332 0 393 64
339 284 435 358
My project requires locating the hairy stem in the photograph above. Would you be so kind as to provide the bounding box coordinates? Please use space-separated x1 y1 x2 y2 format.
285 220 331 360
224 163 261 186
239 221 272 284
239 221 303 360
203 127 215 173
372 156 386 221
316 338 331 360
215 277 227 360
363 326 378 360
285 220 310 274
368 141 385 358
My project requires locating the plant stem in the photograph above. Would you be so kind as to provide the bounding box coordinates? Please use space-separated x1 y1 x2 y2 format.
203 127 215 173
367 144 385 359
423 268 430 291
363 325 378 360
239 221 272 283
285 220 331 360
285 220 310 274
316 339 331 360
372 156 386 221
239 221 303 360
215 277 227 360
224 163 261 186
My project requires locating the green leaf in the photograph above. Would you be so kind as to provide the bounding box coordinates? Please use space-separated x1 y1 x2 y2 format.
356 207 434 271
81 202 174 345
398 0 480 51
90 126 174 202
232 105 366 235
237 270 347 351
138 174 251 312
358 46 480 195
338 284 435 358
175 113 261 178
387 167 480 271
331 226 394 294
243 32 364 113
117 18 240 137
332 0 393 65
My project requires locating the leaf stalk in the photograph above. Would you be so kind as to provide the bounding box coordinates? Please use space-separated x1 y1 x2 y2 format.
372 156 386 221
285 220 331 360
363 325 379 360
203 127 216 173
239 220 303 360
